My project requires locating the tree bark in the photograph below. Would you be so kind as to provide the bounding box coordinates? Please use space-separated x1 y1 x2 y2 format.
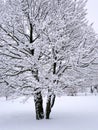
34 89 44 120
46 93 56 119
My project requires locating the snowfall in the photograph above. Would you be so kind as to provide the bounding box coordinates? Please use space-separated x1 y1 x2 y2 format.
0 96 98 130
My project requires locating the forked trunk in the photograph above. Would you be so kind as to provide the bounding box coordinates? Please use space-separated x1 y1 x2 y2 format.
34 90 44 120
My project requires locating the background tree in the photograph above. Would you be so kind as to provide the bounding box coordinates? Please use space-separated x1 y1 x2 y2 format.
38 0 98 118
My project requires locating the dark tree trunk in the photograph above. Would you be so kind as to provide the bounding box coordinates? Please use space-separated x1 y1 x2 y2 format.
46 95 51 119
45 51 56 119
46 93 56 119
34 89 44 120
29 22 44 120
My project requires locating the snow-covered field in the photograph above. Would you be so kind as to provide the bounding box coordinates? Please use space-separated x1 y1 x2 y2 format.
0 96 98 130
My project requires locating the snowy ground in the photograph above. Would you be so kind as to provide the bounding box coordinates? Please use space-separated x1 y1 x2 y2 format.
0 96 98 130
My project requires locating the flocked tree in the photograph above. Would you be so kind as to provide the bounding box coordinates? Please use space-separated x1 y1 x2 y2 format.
0 0 98 119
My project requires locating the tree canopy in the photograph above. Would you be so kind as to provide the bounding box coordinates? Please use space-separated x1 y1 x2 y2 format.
0 0 98 98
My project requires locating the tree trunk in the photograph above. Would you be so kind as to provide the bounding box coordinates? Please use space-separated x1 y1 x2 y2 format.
46 93 56 119
34 89 44 120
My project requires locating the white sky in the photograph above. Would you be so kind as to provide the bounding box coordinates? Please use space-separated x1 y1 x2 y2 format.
87 0 98 33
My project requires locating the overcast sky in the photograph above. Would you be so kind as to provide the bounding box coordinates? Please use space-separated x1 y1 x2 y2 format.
87 0 98 33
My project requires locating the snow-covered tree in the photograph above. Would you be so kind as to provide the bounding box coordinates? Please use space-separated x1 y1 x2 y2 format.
0 0 51 120
0 0 98 119
39 0 98 118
